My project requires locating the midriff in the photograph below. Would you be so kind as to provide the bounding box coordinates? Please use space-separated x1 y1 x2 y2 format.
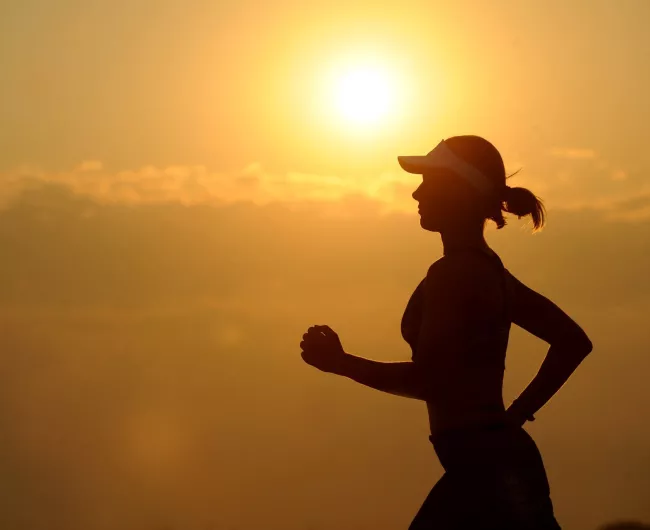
427 401 509 438
423 358 508 437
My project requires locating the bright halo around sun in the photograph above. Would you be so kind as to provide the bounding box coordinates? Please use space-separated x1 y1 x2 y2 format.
335 67 393 125
331 64 398 128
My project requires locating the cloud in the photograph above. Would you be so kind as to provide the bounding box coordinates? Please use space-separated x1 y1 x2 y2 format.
1 157 650 223
605 192 650 222
519 148 650 220
75 160 104 172
0 162 421 216
549 147 597 159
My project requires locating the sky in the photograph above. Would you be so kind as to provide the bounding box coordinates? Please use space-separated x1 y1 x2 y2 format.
0 1 649 529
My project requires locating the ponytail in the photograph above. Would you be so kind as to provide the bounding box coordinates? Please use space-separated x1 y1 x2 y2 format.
502 184 546 232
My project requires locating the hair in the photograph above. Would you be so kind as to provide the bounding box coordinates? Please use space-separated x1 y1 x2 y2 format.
443 135 546 232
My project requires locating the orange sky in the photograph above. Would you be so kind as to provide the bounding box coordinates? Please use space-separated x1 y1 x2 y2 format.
1 1 649 529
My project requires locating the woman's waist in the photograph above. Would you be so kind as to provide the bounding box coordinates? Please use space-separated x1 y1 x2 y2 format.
426 401 507 438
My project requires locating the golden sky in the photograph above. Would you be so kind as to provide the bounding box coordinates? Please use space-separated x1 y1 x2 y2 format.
1 1 650 529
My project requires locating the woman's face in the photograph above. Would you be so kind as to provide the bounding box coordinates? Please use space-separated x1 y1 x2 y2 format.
411 169 481 232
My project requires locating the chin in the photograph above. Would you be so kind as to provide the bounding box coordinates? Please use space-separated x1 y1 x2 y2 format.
419 217 442 233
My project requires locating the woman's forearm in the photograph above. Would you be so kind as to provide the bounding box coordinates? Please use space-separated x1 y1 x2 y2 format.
508 341 592 420
332 353 429 401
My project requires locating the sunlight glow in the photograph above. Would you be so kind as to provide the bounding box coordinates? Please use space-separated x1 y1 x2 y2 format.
332 66 396 127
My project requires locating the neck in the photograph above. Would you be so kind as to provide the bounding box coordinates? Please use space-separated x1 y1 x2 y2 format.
440 223 491 256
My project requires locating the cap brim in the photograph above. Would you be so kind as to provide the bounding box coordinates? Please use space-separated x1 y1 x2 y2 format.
397 155 433 174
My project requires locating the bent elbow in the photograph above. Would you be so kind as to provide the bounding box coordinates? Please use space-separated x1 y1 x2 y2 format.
565 331 593 358
550 327 593 358
575 329 593 356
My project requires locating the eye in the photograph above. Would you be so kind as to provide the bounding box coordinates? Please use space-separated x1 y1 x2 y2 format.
421 175 435 185
422 174 443 187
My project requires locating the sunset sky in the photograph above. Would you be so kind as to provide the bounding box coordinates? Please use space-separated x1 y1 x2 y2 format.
1 1 650 529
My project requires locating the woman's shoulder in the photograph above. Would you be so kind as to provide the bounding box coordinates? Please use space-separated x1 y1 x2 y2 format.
425 253 487 294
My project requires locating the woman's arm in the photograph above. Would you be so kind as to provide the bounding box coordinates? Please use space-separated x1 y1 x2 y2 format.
332 355 429 401
300 325 431 400
507 342 591 421
506 272 593 420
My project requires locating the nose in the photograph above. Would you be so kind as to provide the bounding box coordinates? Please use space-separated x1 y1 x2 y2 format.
412 181 425 201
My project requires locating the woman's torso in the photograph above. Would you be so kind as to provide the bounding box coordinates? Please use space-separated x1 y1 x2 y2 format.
401 247 513 437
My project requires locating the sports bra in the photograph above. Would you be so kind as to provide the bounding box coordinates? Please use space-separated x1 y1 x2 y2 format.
401 248 512 361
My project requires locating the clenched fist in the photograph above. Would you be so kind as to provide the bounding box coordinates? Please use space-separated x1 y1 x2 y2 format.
300 324 348 373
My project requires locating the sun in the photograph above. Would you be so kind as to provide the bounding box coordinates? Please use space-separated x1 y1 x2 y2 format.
332 65 396 127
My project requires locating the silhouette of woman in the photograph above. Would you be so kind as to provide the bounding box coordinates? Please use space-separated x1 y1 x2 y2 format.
300 135 593 529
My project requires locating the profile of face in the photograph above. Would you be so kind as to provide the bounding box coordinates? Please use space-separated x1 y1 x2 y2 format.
411 169 483 232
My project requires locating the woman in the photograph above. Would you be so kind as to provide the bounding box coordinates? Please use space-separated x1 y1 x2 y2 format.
299 135 593 529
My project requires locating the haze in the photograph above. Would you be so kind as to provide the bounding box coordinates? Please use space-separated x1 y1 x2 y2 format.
1 1 649 529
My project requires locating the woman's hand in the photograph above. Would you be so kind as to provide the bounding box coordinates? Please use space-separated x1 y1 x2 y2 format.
300 324 348 374
505 405 536 427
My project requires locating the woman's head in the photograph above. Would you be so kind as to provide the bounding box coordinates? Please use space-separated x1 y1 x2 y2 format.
406 135 546 233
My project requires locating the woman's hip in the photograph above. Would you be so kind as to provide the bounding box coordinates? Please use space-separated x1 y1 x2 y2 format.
411 426 560 529
430 423 551 494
